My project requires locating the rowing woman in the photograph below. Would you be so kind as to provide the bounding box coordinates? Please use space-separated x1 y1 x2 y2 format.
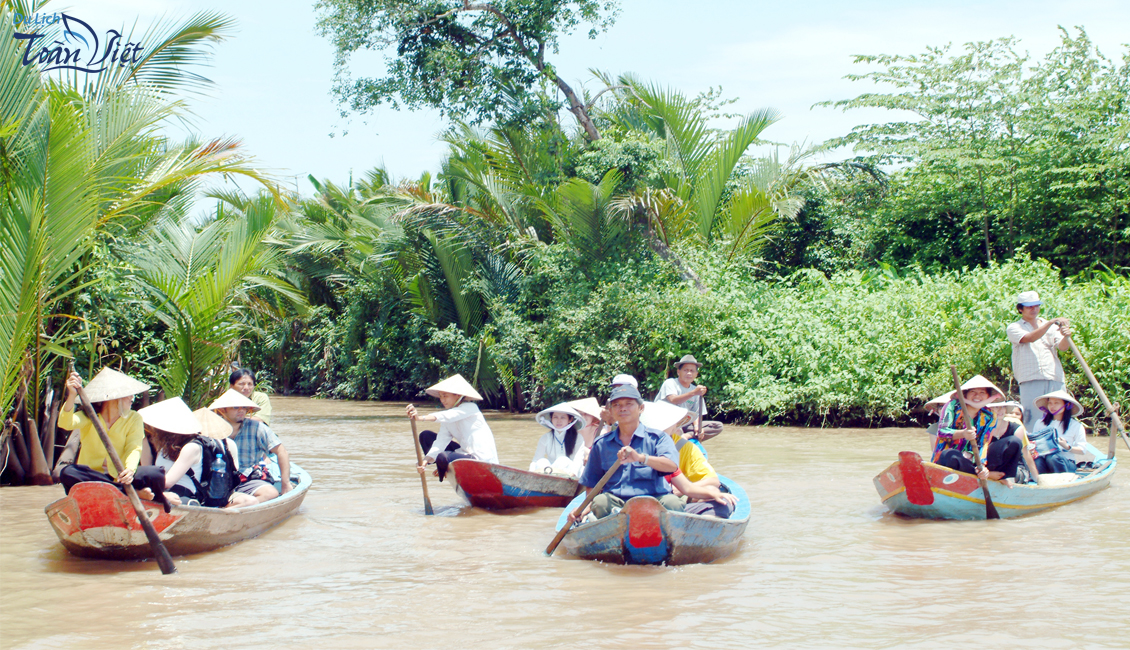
407 374 499 481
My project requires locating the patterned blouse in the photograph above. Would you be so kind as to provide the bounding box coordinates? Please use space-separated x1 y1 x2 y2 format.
932 399 997 463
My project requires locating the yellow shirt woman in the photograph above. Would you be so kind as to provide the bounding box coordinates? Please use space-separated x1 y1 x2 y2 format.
57 408 144 479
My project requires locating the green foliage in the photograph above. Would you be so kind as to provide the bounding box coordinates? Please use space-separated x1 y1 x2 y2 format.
819 28 1129 275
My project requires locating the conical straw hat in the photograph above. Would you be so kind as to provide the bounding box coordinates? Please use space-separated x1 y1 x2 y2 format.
567 397 602 421
1034 390 1084 416
208 388 261 411
79 368 150 403
960 375 1004 403
925 390 956 414
138 398 201 435
425 374 482 401
535 403 582 430
193 408 233 440
640 400 692 432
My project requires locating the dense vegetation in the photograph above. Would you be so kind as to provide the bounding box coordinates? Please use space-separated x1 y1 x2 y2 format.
2 0 1127 485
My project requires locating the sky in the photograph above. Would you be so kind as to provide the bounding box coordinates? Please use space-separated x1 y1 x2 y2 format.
30 0 1130 198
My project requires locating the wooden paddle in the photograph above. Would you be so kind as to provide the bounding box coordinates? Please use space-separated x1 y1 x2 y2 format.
545 457 623 556
950 366 1000 520
409 415 434 516
1057 328 1129 457
69 364 177 574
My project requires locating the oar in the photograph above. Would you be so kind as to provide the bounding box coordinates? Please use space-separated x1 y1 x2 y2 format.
546 458 623 556
1057 328 1129 457
70 364 177 574
950 366 1000 520
409 415 434 516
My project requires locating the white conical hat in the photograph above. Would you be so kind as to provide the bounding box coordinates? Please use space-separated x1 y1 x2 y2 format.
567 397 602 421
138 398 201 435
208 388 261 411
193 408 233 440
535 403 582 430
425 374 483 401
79 368 150 403
640 400 692 432
1035 390 1084 416
925 390 956 414
960 375 1005 402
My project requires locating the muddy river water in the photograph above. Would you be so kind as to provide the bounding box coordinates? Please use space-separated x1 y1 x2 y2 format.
2 396 1128 649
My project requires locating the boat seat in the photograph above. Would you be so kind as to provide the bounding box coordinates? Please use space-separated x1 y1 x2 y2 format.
1036 473 1078 487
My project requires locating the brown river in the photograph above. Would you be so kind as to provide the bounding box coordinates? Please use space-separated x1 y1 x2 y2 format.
2 397 1128 649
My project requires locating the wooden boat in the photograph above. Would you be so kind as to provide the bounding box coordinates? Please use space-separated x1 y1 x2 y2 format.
44 463 312 559
874 444 1115 520
552 475 750 565
448 458 581 509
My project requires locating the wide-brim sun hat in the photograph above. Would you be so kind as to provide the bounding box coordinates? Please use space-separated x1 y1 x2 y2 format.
208 388 262 411
536 403 583 430
567 397 602 421
676 354 701 369
193 408 233 439
79 367 150 403
425 374 483 401
138 398 202 435
1015 290 1043 307
640 400 691 432
1035 390 1084 416
960 375 1005 404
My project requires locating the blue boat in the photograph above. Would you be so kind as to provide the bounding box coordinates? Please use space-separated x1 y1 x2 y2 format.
875 443 1116 520
552 475 750 565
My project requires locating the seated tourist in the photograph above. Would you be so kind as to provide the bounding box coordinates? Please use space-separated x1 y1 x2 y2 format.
641 399 721 490
55 369 168 509
138 398 257 508
567 397 604 449
407 374 499 481
667 470 739 518
568 384 681 523
934 375 1023 484
210 389 292 503
530 403 586 476
923 390 955 452
1029 390 1088 474
229 367 273 425
655 354 723 442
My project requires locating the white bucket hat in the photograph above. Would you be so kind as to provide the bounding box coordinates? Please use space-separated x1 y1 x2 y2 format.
1035 390 1084 416
535 403 582 431
138 398 202 435
193 408 233 439
640 400 692 432
208 388 261 411
79 368 150 403
611 374 638 388
1015 291 1043 307
425 374 483 401
567 397 602 422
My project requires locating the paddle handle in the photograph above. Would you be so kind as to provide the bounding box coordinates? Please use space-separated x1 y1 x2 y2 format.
546 458 623 556
409 415 434 516
1059 331 1128 456
69 366 177 574
950 366 1000 520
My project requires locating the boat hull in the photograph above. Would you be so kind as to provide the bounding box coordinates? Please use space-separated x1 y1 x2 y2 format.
44 464 312 559
874 447 1115 520
553 476 750 565
449 459 581 510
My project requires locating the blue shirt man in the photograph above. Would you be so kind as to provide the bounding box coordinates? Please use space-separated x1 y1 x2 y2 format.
574 384 684 520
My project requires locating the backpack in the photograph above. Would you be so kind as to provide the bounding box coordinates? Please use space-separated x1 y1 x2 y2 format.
185 436 240 508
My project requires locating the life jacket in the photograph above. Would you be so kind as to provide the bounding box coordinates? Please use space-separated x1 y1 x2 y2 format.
184 436 240 508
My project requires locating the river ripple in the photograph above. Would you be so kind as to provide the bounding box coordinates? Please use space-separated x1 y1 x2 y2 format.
1 396 1128 649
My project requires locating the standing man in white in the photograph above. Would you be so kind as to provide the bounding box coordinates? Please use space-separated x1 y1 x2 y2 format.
1005 291 1073 431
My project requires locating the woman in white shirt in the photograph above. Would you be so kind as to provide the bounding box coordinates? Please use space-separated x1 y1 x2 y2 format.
1029 390 1087 474
407 374 499 481
530 403 585 476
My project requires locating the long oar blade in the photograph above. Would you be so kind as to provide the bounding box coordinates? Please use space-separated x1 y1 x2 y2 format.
409 416 434 516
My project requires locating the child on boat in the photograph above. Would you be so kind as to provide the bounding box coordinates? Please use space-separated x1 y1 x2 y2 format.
1029 390 1088 474
139 398 257 508
407 374 499 482
530 403 586 476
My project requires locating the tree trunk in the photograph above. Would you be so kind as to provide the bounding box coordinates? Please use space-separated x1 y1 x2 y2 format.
23 409 53 485
10 421 31 479
43 391 61 469
554 76 600 141
3 434 26 484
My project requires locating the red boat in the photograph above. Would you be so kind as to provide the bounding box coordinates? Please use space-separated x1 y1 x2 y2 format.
448 459 581 510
